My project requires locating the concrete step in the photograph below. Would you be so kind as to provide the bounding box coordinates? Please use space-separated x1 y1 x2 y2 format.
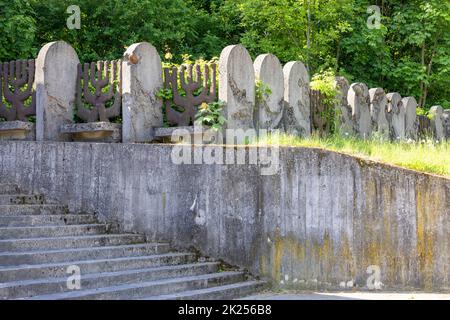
0 243 170 266
0 224 107 240
1 262 219 299
0 233 146 252
143 280 267 300
0 184 20 195
0 194 46 205
0 205 68 216
24 271 245 300
0 214 97 227
0 252 196 282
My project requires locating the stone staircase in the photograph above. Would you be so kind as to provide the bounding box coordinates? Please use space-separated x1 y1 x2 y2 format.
0 183 265 300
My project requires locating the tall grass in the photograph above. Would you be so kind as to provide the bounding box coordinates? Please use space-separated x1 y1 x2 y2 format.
258 133 450 177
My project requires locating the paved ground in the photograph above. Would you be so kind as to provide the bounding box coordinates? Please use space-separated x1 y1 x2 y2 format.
242 292 450 300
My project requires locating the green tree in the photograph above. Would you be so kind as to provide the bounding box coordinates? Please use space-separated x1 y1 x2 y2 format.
0 0 36 60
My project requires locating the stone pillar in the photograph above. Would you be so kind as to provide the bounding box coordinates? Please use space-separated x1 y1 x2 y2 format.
369 87 389 139
219 45 255 131
283 61 311 137
253 54 284 131
401 97 418 140
429 105 445 141
386 93 405 140
122 42 163 143
35 41 79 141
348 83 371 139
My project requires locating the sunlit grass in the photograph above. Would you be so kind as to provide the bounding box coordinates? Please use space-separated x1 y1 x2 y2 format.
258 133 450 177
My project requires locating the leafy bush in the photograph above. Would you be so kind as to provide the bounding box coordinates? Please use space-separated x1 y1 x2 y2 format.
255 79 272 103
195 101 226 130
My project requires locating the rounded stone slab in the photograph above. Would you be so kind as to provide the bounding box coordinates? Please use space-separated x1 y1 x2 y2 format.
253 54 284 130
386 92 405 140
35 41 80 142
401 97 418 140
334 77 353 136
219 45 255 132
282 61 310 137
348 83 371 139
429 105 445 140
122 42 163 143
369 87 389 139
60 122 122 142
443 109 450 139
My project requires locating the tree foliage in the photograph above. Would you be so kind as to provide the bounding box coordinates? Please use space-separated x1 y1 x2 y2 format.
0 0 448 109
0 0 36 60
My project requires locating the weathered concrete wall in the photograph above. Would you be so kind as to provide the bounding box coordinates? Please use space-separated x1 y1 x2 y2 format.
0 141 448 291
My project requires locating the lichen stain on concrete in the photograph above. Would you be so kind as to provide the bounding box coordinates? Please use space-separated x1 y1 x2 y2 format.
381 181 398 286
267 230 347 287
259 254 268 277
267 230 306 286
314 231 334 281
338 233 355 279
361 174 382 265
415 180 440 290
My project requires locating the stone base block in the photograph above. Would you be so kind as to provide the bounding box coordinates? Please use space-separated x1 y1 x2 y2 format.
0 121 35 141
60 122 122 143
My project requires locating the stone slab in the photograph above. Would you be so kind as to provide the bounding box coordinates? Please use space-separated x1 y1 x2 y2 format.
0 121 35 141
60 122 122 142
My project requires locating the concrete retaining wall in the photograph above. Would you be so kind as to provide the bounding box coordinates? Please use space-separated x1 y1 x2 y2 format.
0 141 448 290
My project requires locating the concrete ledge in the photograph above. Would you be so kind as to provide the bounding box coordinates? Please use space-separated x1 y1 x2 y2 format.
60 122 121 142
0 121 35 141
